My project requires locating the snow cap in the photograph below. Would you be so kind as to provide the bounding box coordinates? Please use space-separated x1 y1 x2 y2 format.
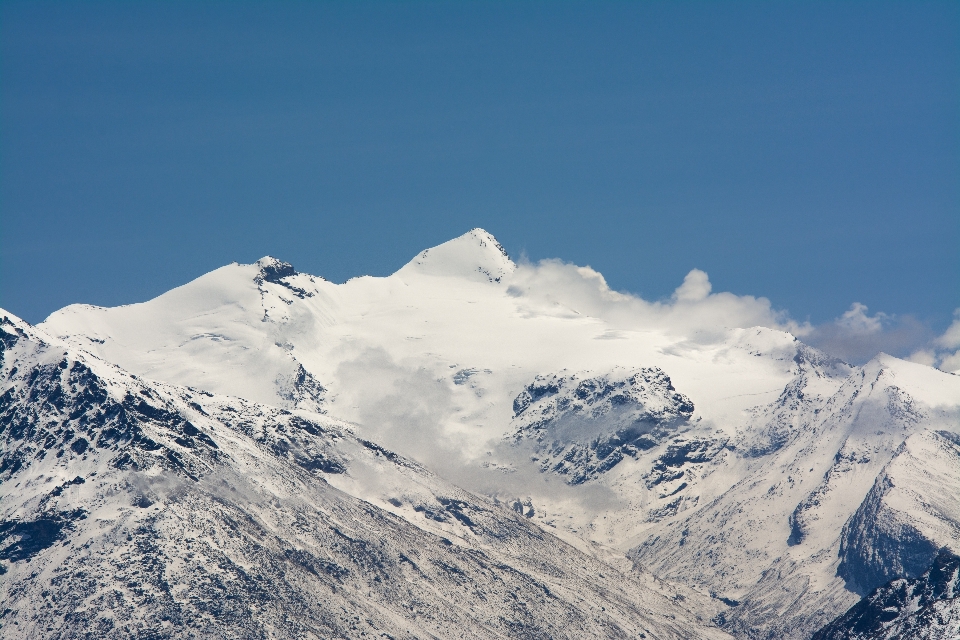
397 228 515 283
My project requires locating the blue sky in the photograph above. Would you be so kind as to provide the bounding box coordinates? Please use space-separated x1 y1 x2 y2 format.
1 2 957 361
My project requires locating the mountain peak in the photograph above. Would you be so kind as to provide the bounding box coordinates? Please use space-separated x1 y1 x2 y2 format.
255 256 296 283
397 228 515 283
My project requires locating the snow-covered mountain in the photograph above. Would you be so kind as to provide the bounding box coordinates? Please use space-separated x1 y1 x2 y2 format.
629 354 960 639
26 229 960 638
0 311 730 639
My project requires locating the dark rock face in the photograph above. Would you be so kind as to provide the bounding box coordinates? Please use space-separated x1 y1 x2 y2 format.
508 368 694 484
838 478 940 594
812 549 960 640
0 323 224 484
254 256 314 300
0 510 86 562
255 257 296 283
644 438 728 490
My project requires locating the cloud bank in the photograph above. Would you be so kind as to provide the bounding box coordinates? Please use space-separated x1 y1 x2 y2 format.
507 259 810 339
803 303 933 367
508 258 956 371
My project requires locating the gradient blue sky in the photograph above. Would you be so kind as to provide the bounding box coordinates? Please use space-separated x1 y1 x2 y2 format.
2 2 957 357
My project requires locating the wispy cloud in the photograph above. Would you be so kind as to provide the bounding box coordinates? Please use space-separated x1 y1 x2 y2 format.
329 346 619 515
802 303 934 366
906 310 960 374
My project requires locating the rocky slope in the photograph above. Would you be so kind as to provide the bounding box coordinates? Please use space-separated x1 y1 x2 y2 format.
506 367 695 485
811 549 960 640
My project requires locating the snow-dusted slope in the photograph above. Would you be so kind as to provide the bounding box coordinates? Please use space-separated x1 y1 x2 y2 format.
0 310 731 639
629 355 960 639
36 229 960 638
839 429 960 594
812 549 960 640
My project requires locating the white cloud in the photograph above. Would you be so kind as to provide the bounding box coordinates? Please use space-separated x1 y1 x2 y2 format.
931 310 960 374
935 311 960 350
331 347 458 463
939 350 960 375
805 303 930 365
507 260 808 338
803 303 960 371
506 259 960 371
673 269 712 302
328 345 620 516
836 303 886 334
906 349 937 367
901 309 960 374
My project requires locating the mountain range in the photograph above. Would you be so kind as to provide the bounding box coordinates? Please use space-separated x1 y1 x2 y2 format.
3 229 958 639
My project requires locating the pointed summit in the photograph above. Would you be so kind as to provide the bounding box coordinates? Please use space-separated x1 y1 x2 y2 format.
397 228 515 283
255 256 295 284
